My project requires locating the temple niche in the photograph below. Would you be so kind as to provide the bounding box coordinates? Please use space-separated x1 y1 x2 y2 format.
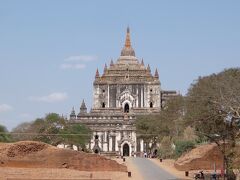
69 27 177 156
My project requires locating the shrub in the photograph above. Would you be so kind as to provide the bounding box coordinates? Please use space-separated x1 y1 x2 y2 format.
174 140 195 157
158 136 174 158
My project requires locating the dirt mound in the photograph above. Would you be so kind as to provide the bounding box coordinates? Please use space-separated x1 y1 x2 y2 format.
6 141 47 157
174 143 223 171
0 141 127 172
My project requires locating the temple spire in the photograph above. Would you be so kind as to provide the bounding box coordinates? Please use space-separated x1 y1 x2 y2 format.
120 27 135 57
141 58 144 66
110 59 114 66
95 68 99 78
70 106 76 119
154 68 159 78
80 99 87 115
104 63 107 73
125 26 131 48
80 100 87 109
147 64 151 72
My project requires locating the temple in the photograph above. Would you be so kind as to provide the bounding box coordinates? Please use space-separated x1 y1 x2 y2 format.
69 28 177 156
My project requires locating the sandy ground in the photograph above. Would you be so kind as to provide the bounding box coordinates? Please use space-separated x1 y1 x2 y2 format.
0 157 231 180
0 157 141 180
0 159 142 180
0 167 128 180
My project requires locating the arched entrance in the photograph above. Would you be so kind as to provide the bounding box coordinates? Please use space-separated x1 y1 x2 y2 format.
124 103 129 113
123 143 130 156
94 149 99 154
153 149 158 158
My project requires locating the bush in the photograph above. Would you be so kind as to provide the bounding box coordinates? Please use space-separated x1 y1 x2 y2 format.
0 125 12 142
158 136 174 159
174 140 195 157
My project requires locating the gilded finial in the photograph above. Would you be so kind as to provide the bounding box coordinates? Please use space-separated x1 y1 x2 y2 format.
125 27 131 48
120 27 135 56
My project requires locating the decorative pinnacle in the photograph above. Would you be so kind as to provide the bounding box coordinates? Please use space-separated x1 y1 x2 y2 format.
124 26 131 48
141 58 144 66
70 106 76 117
95 68 99 78
110 59 114 66
154 68 159 78
80 99 87 110
147 64 151 72
104 63 107 72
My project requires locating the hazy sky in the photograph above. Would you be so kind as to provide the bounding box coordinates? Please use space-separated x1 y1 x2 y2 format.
0 0 239 130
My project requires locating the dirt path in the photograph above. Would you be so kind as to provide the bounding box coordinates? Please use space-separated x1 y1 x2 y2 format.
131 157 178 180
114 157 143 180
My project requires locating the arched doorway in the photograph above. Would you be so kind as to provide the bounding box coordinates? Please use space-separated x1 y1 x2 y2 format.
123 143 130 156
124 103 129 113
153 149 158 158
94 149 99 154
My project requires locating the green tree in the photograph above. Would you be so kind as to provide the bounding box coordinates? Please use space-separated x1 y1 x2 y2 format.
11 113 65 145
0 124 11 142
185 68 240 179
136 95 186 153
174 140 195 157
11 113 91 150
160 95 186 139
60 123 91 151
136 114 170 153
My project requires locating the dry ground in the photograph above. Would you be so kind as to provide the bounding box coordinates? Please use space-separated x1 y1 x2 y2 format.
0 141 129 180
0 167 128 180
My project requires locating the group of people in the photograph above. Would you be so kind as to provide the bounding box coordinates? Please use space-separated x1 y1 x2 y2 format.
143 151 153 158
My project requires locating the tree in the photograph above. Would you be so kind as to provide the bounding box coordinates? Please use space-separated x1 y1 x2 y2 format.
136 95 186 153
11 122 32 141
183 126 197 142
34 113 66 145
0 124 11 142
136 114 161 152
186 68 240 179
160 95 186 139
158 136 173 158
60 123 91 151
11 113 91 150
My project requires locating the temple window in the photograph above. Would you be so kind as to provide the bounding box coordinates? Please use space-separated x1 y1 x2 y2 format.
95 135 99 140
102 102 105 108
150 102 153 108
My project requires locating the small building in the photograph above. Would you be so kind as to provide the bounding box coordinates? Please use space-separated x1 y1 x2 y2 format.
69 28 177 156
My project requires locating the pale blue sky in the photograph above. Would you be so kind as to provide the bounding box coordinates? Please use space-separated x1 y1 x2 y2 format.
0 0 239 130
